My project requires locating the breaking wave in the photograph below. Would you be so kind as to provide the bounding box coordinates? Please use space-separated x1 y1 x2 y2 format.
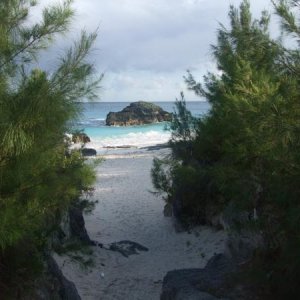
88 130 171 150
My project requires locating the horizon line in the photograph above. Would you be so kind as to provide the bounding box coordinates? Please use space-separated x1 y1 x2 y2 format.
76 99 208 103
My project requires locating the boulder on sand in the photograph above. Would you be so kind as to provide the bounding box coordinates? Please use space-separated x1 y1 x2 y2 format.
106 101 172 126
81 148 97 156
160 254 234 300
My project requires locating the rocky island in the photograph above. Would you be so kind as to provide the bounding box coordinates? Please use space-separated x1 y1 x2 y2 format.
106 101 172 126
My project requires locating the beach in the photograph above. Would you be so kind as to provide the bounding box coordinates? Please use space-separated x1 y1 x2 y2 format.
55 148 227 299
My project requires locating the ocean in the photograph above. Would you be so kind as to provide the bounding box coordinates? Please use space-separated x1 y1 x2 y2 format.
74 101 210 152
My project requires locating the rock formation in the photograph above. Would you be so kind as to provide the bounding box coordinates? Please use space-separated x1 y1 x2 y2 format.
25 255 82 300
160 206 264 300
108 240 149 257
106 101 172 126
81 148 97 156
160 254 233 300
72 132 91 144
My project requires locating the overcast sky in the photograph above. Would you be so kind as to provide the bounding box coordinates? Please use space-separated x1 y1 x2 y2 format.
35 0 277 101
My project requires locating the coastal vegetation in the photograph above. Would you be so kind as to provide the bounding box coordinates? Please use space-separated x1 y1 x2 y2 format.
152 0 300 298
0 0 101 297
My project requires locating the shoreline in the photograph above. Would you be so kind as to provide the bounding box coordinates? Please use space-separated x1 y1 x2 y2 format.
101 142 170 150
71 139 171 157
55 147 226 299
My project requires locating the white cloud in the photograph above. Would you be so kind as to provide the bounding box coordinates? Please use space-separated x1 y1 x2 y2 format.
33 0 278 101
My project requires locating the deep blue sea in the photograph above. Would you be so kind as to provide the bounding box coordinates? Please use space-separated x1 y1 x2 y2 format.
74 101 210 150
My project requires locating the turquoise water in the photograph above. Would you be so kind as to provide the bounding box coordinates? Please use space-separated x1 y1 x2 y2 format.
75 101 210 149
84 122 166 139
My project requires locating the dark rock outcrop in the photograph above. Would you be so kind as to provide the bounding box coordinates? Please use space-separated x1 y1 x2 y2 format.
160 202 265 300
68 204 103 247
161 254 235 300
81 148 97 156
161 247 263 300
46 256 82 300
108 240 149 257
106 101 172 126
72 132 90 144
22 256 81 300
69 206 93 244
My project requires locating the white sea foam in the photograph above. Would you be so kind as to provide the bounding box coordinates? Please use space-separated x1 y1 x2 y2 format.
88 130 171 150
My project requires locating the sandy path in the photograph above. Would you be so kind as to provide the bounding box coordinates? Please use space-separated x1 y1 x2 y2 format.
56 149 226 299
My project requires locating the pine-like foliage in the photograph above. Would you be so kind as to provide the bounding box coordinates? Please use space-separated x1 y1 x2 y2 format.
152 0 300 297
0 1 101 296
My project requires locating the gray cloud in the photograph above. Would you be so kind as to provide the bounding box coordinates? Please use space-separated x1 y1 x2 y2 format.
33 0 276 101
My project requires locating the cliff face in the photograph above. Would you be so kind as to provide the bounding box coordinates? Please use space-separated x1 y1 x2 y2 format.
106 101 172 126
